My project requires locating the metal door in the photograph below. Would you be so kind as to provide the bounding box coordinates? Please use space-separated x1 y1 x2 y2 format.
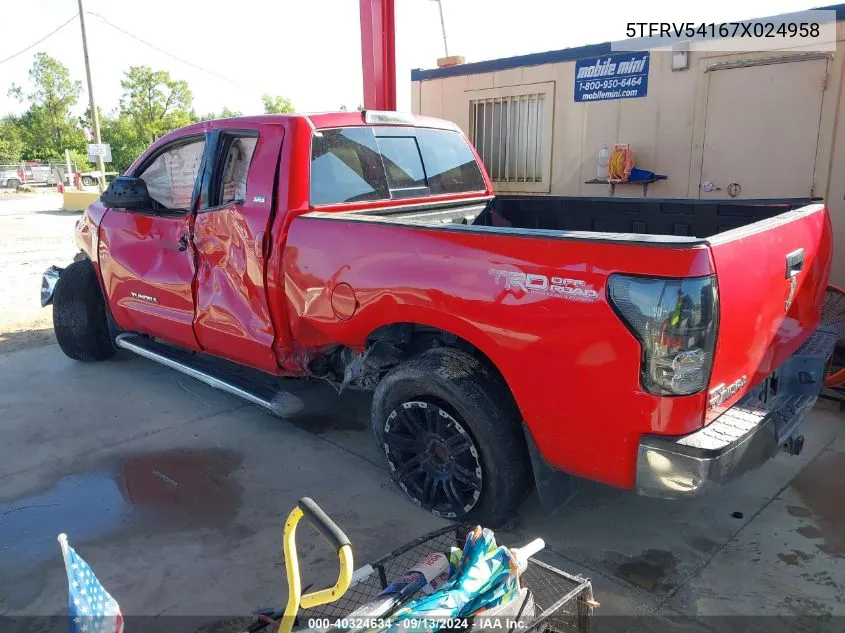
699 56 828 199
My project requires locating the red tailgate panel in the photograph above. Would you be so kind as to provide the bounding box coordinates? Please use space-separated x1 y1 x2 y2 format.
705 204 832 422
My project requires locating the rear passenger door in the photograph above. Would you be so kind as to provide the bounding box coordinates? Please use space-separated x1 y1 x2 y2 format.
192 125 284 371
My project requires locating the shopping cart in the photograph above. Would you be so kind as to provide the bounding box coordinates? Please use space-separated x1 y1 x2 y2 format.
241 499 595 633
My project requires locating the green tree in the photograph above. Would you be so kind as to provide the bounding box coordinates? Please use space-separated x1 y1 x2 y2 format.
7 53 84 159
261 94 294 114
198 106 242 121
0 116 24 163
119 66 195 145
100 110 147 173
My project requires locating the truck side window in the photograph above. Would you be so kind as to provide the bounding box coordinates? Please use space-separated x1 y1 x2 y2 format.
311 128 389 205
138 139 205 211
208 134 258 207
415 128 486 195
375 136 429 198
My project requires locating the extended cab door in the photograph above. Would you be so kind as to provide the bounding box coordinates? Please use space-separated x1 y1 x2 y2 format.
98 135 207 350
191 125 284 371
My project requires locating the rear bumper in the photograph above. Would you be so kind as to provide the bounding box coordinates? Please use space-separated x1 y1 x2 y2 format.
636 325 837 498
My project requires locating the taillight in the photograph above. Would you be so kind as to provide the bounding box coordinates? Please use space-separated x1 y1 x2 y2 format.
608 275 718 396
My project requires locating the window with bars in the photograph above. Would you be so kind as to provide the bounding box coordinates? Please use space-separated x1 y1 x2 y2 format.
470 93 546 185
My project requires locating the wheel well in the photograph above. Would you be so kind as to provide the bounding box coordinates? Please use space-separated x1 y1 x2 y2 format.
369 323 519 409
309 324 520 414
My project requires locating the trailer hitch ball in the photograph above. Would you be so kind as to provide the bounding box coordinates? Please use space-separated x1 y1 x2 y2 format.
783 435 805 456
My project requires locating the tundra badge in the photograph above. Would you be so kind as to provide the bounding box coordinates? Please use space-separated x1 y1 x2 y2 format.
709 376 748 409
130 291 159 304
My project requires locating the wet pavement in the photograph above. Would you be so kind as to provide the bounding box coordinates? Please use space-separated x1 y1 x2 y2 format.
1 343 844 623
1 449 243 570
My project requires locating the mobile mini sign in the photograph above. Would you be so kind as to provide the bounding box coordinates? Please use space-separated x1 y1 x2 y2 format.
574 52 650 102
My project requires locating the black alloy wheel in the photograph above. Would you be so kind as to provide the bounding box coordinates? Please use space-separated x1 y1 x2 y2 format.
382 400 483 518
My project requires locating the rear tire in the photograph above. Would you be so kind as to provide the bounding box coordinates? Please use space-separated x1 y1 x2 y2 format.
372 347 531 526
81 176 95 187
52 260 115 361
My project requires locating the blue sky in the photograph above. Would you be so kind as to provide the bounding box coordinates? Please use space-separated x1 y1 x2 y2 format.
0 0 824 118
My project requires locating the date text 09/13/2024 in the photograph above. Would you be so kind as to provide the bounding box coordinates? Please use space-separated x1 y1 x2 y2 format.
307 618 487 630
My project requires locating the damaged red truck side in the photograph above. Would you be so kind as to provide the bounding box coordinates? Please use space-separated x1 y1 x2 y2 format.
43 111 835 524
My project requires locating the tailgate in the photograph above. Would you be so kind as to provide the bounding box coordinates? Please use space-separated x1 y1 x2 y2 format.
705 203 832 421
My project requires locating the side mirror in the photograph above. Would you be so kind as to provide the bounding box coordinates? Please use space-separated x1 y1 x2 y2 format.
101 176 154 210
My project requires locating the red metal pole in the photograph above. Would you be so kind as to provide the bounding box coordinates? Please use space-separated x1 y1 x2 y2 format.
359 0 396 111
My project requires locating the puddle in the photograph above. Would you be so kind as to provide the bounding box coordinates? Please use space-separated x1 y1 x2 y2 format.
787 505 812 518
0 449 243 571
796 525 824 539
614 549 678 593
790 450 845 558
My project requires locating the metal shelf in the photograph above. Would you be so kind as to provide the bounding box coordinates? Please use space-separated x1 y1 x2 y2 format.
585 177 666 197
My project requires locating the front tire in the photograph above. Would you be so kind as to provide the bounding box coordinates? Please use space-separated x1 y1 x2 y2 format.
81 176 95 186
52 260 115 361
372 347 531 526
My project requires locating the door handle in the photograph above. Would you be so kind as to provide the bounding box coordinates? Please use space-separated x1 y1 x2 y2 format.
177 233 192 252
786 248 804 278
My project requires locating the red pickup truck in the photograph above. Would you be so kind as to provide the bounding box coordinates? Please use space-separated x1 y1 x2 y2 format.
42 111 835 525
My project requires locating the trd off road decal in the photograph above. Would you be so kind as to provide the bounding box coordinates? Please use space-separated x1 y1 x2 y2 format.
489 268 599 302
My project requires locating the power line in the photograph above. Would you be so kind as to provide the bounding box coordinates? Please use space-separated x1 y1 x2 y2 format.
86 12 263 93
0 15 78 65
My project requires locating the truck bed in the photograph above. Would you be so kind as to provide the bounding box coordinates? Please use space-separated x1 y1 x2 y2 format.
333 195 820 241
487 196 820 238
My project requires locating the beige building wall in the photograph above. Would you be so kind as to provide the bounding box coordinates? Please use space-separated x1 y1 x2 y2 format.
412 23 845 284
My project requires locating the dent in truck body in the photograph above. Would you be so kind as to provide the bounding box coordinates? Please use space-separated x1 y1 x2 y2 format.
282 213 717 490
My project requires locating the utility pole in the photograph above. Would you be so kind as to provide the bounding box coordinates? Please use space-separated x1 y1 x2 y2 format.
77 0 105 192
432 0 449 57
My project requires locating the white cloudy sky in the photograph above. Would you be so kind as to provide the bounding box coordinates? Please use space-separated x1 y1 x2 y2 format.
0 0 824 118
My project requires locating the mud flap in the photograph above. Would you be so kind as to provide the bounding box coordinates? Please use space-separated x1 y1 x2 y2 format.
521 423 580 512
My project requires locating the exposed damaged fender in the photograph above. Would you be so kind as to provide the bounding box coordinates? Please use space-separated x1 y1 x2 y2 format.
40 265 63 307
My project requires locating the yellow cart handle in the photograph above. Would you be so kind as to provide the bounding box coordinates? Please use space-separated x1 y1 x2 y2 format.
280 497 354 633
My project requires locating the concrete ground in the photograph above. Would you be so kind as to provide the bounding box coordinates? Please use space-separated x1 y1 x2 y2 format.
0 193 78 353
1 198 844 629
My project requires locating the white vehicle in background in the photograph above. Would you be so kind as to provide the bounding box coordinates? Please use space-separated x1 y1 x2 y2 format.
0 164 57 187
79 170 118 187
0 168 22 188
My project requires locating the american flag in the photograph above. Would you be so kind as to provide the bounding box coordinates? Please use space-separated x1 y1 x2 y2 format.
58 534 124 633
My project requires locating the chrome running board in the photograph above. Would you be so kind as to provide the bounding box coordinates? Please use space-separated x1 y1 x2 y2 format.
115 333 304 417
